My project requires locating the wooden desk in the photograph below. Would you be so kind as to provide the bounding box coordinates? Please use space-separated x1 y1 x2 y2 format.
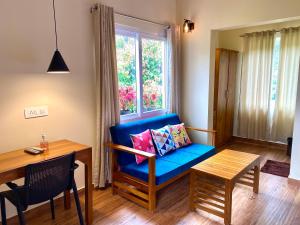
190 149 261 225
0 140 93 225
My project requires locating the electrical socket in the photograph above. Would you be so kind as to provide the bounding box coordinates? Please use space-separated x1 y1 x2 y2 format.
24 106 48 119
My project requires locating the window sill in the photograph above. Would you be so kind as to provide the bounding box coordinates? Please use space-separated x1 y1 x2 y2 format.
120 109 167 124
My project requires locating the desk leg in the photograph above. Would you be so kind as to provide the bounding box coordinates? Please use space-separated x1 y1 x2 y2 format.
85 151 93 225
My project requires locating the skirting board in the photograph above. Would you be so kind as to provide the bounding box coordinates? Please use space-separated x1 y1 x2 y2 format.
288 174 300 181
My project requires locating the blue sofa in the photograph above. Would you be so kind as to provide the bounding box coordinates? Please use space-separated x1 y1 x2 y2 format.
109 114 216 211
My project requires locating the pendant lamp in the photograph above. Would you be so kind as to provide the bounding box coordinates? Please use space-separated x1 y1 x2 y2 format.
47 0 70 73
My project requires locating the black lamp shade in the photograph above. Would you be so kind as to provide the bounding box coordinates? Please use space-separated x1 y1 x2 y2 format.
47 50 70 73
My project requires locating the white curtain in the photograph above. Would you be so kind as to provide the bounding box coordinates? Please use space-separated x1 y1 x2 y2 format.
93 4 120 188
237 31 275 140
271 28 300 142
166 25 181 115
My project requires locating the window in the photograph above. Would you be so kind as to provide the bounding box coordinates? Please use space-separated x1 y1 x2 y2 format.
116 33 138 115
116 27 166 121
269 34 281 120
270 34 281 101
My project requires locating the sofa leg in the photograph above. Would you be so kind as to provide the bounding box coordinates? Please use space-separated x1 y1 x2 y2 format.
148 157 156 212
149 190 156 212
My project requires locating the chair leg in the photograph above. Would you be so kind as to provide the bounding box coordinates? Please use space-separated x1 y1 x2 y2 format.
0 196 7 225
64 190 71 209
16 204 26 225
50 198 55 220
72 182 85 225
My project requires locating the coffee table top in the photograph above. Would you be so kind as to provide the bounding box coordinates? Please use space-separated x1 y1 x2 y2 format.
191 149 261 181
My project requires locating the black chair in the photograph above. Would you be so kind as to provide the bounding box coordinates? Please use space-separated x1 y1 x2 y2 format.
0 152 84 225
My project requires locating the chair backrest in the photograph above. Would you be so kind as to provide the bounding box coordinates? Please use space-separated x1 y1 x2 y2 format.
24 152 76 205
110 113 181 166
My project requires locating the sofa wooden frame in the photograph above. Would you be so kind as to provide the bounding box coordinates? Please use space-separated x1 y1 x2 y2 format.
107 127 216 212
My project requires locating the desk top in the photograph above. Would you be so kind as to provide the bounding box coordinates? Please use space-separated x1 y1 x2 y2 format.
191 149 261 181
0 140 91 174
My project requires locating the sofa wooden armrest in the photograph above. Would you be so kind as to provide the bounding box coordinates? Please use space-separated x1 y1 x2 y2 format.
107 142 156 158
185 127 217 146
107 142 156 211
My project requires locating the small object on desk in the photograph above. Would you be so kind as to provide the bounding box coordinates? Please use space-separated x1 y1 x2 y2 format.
40 134 49 153
24 147 44 155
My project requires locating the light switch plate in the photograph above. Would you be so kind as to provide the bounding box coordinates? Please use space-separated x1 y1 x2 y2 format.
24 106 48 119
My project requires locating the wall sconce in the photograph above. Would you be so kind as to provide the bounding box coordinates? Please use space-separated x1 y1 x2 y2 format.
183 19 195 33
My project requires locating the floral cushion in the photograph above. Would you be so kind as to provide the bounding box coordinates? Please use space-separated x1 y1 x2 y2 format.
151 126 176 156
169 123 192 148
130 129 156 164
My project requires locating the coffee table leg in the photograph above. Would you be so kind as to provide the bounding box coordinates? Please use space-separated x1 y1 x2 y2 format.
224 181 233 225
253 164 260 194
189 171 195 211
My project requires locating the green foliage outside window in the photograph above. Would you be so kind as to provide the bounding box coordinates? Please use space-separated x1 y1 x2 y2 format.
116 35 137 114
116 34 164 115
142 39 163 111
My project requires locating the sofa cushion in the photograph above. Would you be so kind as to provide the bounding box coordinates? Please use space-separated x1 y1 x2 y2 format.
130 129 156 164
110 114 181 166
121 143 215 185
180 143 216 156
169 123 192 148
151 125 176 156
122 158 180 185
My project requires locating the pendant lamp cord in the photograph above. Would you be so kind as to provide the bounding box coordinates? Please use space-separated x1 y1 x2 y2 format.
52 0 58 50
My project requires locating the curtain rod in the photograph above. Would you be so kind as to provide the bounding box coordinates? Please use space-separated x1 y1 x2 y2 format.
90 5 170 29
240 26 300 37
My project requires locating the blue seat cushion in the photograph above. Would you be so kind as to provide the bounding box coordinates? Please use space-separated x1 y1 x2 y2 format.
122 158 180 185
121 143 215 185
180 143 216 156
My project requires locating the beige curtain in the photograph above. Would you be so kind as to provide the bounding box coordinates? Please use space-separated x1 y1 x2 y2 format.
271 28 300 142
166 25 181 115
237 31 275 140
93 4 120 188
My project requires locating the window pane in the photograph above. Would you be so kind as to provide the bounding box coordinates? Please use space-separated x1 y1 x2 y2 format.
116 34 137 115
269 35 281 122
271 36 281 101
142 38 164 112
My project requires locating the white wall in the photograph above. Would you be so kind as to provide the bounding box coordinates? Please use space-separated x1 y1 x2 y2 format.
218 20 300 51
0 0 176 219
290 70 300 180
176 0 300 177
101 0 176 25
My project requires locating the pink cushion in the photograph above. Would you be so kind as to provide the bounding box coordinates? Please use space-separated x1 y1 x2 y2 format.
130 129 156 164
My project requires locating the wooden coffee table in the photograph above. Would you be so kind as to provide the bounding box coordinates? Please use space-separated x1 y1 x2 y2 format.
189 149 261 225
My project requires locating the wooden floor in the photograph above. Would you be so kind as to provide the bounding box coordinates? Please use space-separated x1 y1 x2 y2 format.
3 140 300 225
